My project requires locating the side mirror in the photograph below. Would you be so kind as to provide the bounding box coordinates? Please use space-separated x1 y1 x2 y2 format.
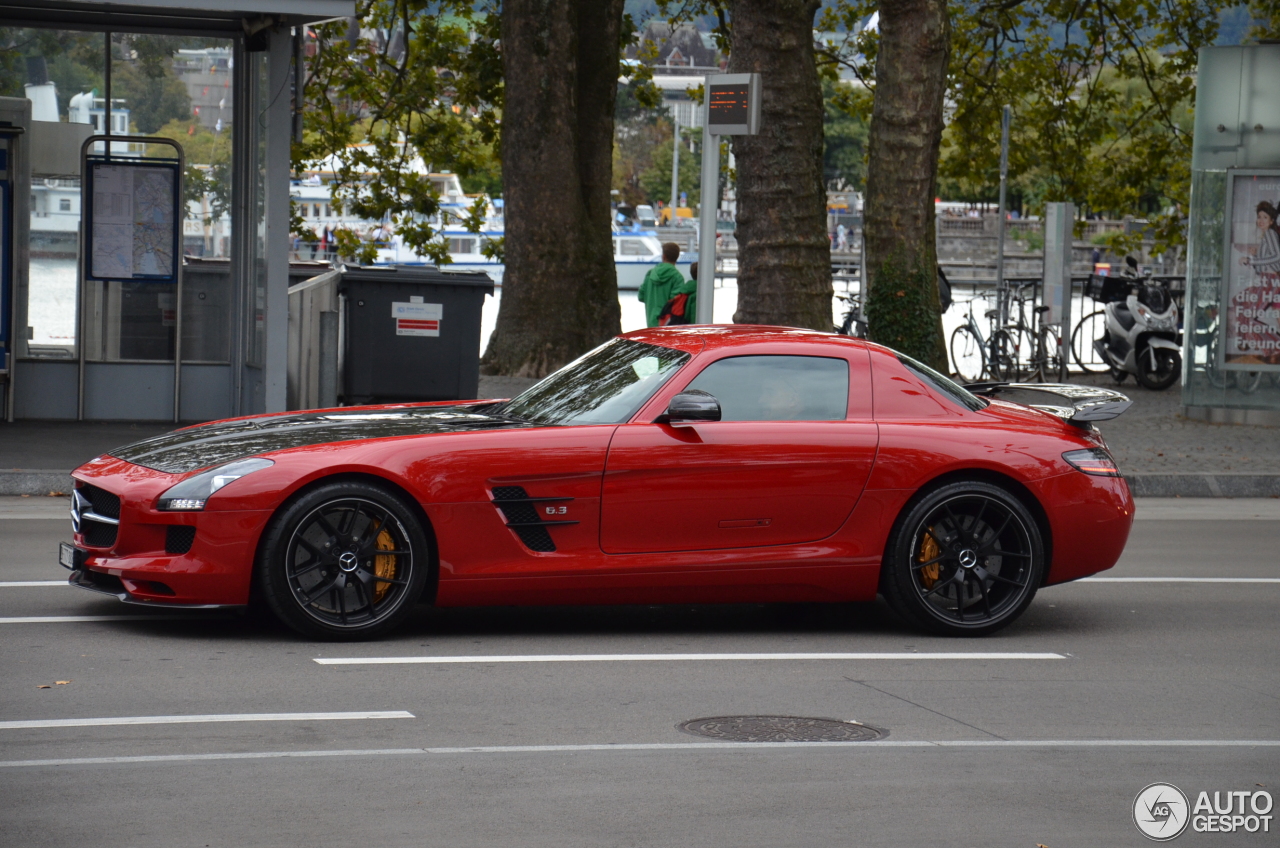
658 389 721 424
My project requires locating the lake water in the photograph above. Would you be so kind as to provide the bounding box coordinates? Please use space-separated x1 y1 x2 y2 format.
25 260 1093 368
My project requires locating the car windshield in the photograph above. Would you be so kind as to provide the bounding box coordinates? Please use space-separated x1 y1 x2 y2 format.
500 338 690 426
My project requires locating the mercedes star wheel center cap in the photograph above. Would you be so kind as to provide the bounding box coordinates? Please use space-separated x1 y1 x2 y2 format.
338 552 360 573
959 549 978 568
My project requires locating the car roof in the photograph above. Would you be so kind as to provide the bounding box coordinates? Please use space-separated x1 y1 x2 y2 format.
620 325 872 356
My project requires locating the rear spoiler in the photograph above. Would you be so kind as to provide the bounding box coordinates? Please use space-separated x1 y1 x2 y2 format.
964 382 1133 426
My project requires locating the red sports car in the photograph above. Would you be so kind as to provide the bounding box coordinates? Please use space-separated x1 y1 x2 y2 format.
61 326 1135 640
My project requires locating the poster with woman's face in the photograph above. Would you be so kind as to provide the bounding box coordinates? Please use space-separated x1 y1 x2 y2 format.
1223 170 1280 369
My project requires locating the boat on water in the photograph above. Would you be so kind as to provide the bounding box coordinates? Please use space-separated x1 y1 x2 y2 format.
368 229 693 290
293 172 694 290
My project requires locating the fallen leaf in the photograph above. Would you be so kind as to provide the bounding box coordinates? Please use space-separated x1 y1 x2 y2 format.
55 680 70 685
37 685 50 689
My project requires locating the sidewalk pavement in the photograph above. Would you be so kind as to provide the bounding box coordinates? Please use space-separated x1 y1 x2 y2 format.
0 375 1275 498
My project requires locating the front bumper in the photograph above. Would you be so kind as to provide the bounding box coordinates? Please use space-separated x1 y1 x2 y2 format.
63 549 244 611
67 456 274 607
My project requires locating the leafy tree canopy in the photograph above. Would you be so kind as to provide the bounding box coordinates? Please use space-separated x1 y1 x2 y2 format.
296 0 503 264
817 0 1279 253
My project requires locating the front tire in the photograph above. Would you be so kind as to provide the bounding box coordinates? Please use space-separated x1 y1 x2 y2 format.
258 481 431 640
881 481 1045 636
1135 345 1180 390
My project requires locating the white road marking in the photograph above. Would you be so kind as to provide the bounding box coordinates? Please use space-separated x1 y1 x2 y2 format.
314 652 1067 666
3 739 1278 768
0 711 414 731
0 615 188 624
0 581 67 587
1079 577 1280 583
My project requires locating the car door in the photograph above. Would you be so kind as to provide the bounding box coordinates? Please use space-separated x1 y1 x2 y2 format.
600 350 877 554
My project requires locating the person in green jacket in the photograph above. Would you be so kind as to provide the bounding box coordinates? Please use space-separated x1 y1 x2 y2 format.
638 242 687 327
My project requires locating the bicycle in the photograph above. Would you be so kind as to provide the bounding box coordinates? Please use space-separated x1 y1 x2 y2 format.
948 292 1019 383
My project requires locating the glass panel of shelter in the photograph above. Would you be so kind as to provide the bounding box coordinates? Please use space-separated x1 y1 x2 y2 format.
4 28 236 366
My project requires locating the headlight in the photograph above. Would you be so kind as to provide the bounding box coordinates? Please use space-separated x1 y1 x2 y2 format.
156 458 274 511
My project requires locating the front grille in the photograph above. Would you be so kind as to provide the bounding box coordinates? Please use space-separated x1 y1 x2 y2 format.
166 525 196 554
76 483 120 548
81 484 120 519
83 520 118 547
491 486 578 553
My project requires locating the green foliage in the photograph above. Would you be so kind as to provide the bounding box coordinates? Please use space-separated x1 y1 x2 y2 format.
821 78 869 191
864 253 948 370
111 56 192 135
816 0 1275 256
0 29 104 115
152 118 232 221
297 0 503 265
637 124 701 207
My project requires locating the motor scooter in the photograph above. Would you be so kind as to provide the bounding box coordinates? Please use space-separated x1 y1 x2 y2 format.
1094 257 1181 390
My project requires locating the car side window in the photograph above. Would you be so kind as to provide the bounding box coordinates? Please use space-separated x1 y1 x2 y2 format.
684 355 849 421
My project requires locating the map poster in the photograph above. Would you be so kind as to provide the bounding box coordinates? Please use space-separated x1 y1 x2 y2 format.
87 162 179 282
1222 169 1280 370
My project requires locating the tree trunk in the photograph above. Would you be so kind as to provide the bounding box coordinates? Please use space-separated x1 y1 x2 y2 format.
481 0 624 377
727 0 831 331
862 0 950 370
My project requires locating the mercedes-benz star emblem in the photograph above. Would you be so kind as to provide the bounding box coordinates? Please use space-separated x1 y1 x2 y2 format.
338 552 360 573
958 549 978 568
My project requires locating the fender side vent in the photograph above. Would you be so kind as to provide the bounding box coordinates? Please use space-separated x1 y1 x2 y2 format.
490 486 577 553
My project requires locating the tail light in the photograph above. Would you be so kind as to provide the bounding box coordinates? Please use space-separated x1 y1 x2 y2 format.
1063 448 1122 477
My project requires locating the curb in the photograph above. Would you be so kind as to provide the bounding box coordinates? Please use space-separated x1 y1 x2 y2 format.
1125 473 1280 498
3 469 1280 499
0 471 73 497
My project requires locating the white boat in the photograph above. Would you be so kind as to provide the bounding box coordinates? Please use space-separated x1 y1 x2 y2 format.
371 228 693 291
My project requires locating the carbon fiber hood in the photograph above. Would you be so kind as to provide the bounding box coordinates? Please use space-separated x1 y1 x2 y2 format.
109 406 529 474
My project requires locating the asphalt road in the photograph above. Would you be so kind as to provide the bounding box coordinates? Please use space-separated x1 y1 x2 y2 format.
1 497 1277 847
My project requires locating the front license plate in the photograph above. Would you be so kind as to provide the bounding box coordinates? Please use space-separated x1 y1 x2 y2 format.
59 542 84 571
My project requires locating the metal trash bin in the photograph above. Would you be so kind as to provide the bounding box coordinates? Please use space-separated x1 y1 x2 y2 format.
339 264 494 405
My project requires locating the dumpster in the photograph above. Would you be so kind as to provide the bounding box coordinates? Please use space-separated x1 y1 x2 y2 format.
339 264 494 405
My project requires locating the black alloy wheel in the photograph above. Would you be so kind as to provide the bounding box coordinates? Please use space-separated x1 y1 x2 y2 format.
882 481 1045 636
259 481 430 640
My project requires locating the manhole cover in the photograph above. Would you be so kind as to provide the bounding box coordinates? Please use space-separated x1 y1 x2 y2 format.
678 715 886 743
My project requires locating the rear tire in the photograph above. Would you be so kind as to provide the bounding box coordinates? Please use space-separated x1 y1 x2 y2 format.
881 481 1044 636
1071 310 1108 373
949 325 986 383
988 330 1019 381
258 481 431 640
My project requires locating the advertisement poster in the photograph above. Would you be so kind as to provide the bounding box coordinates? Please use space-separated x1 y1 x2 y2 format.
1223 169 1280 369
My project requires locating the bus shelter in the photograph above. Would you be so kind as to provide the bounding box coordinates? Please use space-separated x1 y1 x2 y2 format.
1183 44 1280 425
0 0 352 421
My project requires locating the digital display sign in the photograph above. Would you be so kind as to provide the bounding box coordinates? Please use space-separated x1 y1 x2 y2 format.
708 85 750 126
702 73 760 135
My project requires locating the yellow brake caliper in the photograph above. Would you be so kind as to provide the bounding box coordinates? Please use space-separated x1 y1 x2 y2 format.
919 528 940 589
373 529 397 602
